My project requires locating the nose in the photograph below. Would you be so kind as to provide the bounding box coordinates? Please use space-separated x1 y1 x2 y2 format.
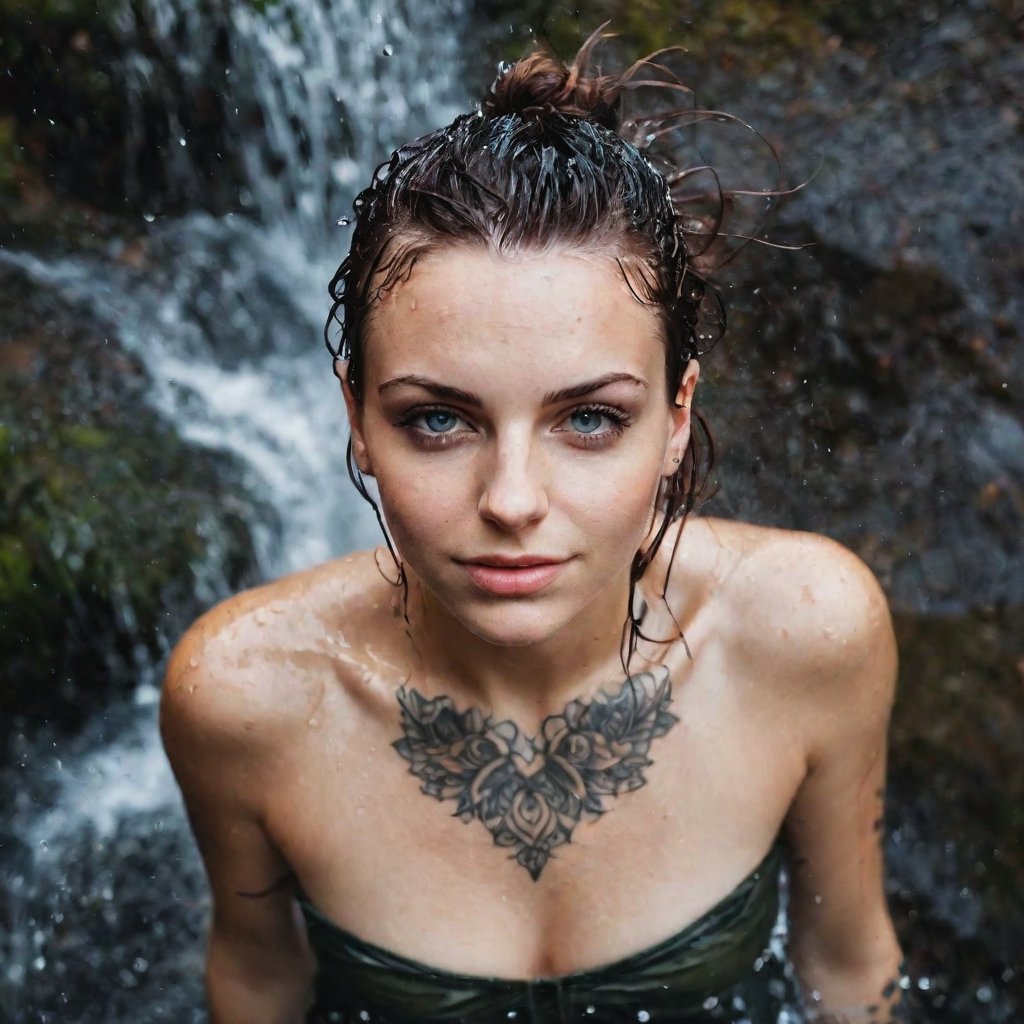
477 432 549 532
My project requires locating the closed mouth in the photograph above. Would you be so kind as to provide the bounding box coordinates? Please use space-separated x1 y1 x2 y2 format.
461 555 566 568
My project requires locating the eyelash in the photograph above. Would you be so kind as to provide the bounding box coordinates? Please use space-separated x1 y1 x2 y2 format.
395 404 632 450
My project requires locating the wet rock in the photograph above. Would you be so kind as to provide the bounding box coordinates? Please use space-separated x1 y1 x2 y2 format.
886 605 1024 1021
0 262 277 742
704 233 1023 612
0 0 251 215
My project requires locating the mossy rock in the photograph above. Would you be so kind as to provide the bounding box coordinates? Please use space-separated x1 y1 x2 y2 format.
473 0 976 69
0 262 277 738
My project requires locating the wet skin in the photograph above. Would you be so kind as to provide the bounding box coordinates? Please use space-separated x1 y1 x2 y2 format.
162 247 905 1022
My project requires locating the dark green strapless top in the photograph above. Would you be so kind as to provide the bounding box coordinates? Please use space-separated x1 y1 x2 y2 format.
299 842 784 1024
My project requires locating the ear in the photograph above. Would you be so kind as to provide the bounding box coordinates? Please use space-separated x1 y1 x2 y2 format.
662 359 700 476
338 359 375 477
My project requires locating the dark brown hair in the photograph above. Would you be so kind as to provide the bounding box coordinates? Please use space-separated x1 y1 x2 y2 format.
325 28 764 669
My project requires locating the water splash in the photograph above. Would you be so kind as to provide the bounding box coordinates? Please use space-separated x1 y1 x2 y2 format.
118 0 466 246
1 0 468 1019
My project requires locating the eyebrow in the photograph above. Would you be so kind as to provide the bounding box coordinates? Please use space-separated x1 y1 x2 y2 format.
377 372 648 406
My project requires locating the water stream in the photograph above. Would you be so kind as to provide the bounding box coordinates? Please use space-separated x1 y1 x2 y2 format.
2 0 465 1018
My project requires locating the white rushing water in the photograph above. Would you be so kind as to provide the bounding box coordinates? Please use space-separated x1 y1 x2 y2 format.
2 1 467 1017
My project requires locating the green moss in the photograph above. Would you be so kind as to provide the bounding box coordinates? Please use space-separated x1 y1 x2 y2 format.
0 116 17 198
486 0 833 67
0 265 275 734
479 0 969 70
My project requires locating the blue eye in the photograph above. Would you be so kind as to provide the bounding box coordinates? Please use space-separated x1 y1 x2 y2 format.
423 410 458 432
569 409 606 434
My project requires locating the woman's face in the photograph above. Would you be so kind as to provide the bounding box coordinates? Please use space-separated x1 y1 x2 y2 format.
343 244 698 648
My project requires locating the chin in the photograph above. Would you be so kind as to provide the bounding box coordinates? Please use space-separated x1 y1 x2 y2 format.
454 602 577 648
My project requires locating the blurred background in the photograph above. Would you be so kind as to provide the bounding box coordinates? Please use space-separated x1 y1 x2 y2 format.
0 0 1021 1020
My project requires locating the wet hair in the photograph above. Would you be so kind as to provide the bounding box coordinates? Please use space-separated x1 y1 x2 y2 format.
325 27 768 670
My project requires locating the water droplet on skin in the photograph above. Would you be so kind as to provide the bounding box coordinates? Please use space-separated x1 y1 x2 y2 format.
188 656 199 669
814 894 823 904
255 608 268 625
307 717 319 729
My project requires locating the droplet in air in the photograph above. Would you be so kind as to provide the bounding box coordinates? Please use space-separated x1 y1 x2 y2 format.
337 216 351 226
637 1012 651 1022
143 213 155 223
382 44 394 56
178 137 187 147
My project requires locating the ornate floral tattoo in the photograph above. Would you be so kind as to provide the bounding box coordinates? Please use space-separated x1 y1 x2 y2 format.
392 667 678 880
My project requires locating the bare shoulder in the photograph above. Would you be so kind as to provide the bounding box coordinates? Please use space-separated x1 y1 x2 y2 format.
161 548 393 757
673 516 896 702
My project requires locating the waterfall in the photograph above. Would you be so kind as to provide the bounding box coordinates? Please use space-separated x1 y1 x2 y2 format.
2 1 467 1019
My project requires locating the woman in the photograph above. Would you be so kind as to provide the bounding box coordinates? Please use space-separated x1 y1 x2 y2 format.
161 30 905 1024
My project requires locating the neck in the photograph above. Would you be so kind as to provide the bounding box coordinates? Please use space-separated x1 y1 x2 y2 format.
398 568 636 726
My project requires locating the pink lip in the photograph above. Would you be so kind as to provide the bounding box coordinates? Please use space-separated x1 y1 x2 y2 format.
460 559 567 596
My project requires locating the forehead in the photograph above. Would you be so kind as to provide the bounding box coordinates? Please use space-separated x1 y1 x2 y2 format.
364 246 664 386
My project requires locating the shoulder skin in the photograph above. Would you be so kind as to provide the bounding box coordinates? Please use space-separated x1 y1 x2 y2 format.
659 516 897 761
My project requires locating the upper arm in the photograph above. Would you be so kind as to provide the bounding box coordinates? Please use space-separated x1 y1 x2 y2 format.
766 537 902 1006
161 613 314 1004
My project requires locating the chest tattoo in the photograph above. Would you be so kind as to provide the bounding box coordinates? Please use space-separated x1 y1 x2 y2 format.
392 667 678 880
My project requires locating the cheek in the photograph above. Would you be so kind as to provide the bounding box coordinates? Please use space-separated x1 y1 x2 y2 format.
371 450 474 569
558 454 662 546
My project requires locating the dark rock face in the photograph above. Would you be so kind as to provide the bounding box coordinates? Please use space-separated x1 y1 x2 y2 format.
706 235 1023 613
0 262 276 739
0 0 245 215
887 607 1024 1022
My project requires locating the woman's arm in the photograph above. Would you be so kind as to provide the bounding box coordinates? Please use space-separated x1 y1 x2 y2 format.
779 540 904 1021
161 617 316 1024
